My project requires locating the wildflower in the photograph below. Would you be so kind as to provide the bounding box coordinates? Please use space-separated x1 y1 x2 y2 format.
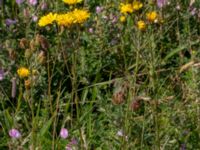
19 38 29 49
9 129 21 139
130 100 140 111
72 9 90 24
70 138 78 145
16 0 24 5
88 28 93 33
157 0 168 8
62 0 83 5
56 13 74 27
0 69 4 81
189 7 197 16
117 130 123 136
32 15 38 22
146 11 158 22
132 1 143 11
37 51 46 64
120 3 133 14
112 91 125 105
66 146 72 150
28 0 37 6
176 5 181 10
96 6 103 14
137 20 146 31
41 2 48 10
60 128 68 139
120 16 126 22
5 19 17 26
38 12 57 27
17 67 30 78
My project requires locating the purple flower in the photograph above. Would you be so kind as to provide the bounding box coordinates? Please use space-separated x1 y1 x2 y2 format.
96 6 103 14
157 0 168 8
60 128 68 139
69 138 78 145
28 0 37 6
16 0 24 5
88 28 93 33
9 129 21 138
5 19 17 26
117 130 123 136
0 69 4 81
41 2 48 10
32 15 38 22
190 7 197 16
65 145 72 150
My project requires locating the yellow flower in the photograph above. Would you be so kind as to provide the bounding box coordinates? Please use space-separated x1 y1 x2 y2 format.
56 13 74 27
137 20 146 31
17 67 30 78
146 11 158 22
62 0 83 5
38 13 57 27
120 3 133 14
120 16 126 22
132 1 143 11
72 9 90 24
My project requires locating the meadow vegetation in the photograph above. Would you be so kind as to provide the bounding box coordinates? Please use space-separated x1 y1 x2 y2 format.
0 0 200 149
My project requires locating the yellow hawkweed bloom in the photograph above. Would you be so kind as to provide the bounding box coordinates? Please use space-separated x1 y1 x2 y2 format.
132 1 143 11
38 13 57 27
120 3 133 14
137 20 146 31
72 9 90 24
17 67 30 78
146 11 158 22
62 0 83 5
120 16 126 22
56 13 74 27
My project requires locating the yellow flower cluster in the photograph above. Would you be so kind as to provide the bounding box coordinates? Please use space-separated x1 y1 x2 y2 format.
62 0 82 5
119 1 160 31
38 13 57 27
38 9 90 27
120 1 143 14
146 11 158 22
17 67 30 78
137 20 146 31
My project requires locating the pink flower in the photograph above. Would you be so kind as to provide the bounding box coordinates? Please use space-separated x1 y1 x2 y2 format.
65 145 72 150
88 28 93 33
28 0 37 6
16 0 24 5
157 0 168 8
9 129 21 138
60 128 68 139
96 6 103 14
32 15 38 22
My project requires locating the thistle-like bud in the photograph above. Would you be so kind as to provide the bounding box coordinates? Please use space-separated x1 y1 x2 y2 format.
25 79 31 90
37 51 46 64
24 49 32 58
30 39 37 52
112 91 125 105
19 38 29 49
